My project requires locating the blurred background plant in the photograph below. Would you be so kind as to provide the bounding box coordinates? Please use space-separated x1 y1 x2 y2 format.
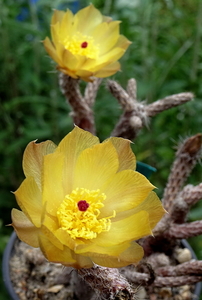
1 0 202 298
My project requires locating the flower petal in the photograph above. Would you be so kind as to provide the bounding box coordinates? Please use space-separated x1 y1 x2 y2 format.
75 239 131 256
94 61 121 78
89 241 144 268
115 191 166 228
55 228 86 251
14 177 42 227
83 47 125 72
23 139 56 188
73 140 119 191
51 24 66 59
92 21 121 56
56 126 99 194
115 34 132 50
144 192 166 229
51 9 65 25
72 253 93 268
106 137 136 171
100 170 154 217
43 37 62 66
42 152 65 216
95 211 152 247
76 69 94 81
59 9 74 41
38 234 77 266
61 49 80 71
11 209 39 247
41 213 64 250
58 66 78 78
73 4 103 35
99 47 125 64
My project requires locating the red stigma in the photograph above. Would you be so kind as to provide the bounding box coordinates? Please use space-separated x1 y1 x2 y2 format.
77 200 89 212
81 41 88 48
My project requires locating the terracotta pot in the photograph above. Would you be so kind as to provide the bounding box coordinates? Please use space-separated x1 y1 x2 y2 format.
2 232 202 300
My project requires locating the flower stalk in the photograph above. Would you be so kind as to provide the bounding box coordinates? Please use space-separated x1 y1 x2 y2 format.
59 73 96 133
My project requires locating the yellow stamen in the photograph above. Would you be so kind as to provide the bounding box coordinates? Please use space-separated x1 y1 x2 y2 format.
57 188 115 239
63 32 99 59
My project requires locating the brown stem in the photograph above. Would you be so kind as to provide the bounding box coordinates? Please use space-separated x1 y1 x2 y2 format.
154 275 202 287
125 270 202 287
84 78 102 107
78 265 137 300
146 93 194 117
157 260 202 276
181 183 202 206
162 133 202 212
108 79 194 140
166 221 202 239
59 73 95 134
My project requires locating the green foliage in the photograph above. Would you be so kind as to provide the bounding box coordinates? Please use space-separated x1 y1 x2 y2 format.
1 0 202 297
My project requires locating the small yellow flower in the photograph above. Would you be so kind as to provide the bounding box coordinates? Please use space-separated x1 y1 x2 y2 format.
11 127 165 268
43 4 131 81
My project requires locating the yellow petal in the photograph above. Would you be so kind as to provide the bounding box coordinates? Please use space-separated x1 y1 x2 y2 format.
55 228 86 251
115 34 132 50
38 233 76 266
76 69 94 81
57 66 78 78
83 47 125 72
95 211 151 247
115 191 165 229
72 253 93 268
59 9 74 41
51 22 60 47
62 48 80 70
106 137 136 171
89 241 143 268
43 37 62 66
94 61 120 78
14 177 42 227
92 21 121 55
73 139 119 191
11 209 39 247
73 4 103 35
99 47 125 64
42 152 65 216
144 191 166 229
103 15 112 23
61 52 87 74
51 24 66 59
23 139 56 188
100 170 154 217
51 9 65 25
75 239 131 256
41 213 64 250
56 126 99 194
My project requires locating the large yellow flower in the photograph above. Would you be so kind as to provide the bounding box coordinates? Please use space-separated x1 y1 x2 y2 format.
43 5 131 81
11 127 165 268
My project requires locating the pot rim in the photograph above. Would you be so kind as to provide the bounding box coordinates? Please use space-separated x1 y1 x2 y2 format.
2 231 19 300
2 232 202 300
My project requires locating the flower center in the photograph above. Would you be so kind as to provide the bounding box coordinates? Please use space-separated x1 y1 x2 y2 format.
57 188 115 240
81 41 88 48
63 32 99 59
77 200 89 211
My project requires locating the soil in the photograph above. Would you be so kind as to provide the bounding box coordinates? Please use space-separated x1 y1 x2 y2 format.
8 238 197 300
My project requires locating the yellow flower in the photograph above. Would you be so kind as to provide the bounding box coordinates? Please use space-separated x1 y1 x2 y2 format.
11 127 165 268
43 4 131 81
